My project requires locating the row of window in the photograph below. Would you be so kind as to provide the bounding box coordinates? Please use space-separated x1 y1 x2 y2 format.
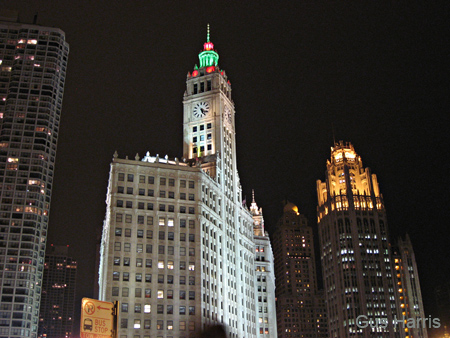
113 243 195 257
192 134 212 142
117 174 195 189
117 187 195 201
115 229 195 242
114 287 196 301
115 215 195 228
113 272 196 284
116 200 195 214
193 144 212 153
121 318 195 330
113 287 195 299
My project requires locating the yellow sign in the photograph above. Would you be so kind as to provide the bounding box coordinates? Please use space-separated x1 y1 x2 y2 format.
80 298 115 338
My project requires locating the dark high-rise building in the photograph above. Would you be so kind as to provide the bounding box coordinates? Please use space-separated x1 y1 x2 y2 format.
392 235 428 338
316 141 426 338
272 202 327 338
0 11 69 338
38 245 77 338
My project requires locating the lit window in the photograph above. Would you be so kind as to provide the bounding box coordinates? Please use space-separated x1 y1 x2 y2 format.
134 320 140 329
158 261 164 269
157 290 164 299
168 261 174 269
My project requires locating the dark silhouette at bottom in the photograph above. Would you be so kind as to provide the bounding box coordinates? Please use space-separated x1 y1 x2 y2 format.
200 325 227 338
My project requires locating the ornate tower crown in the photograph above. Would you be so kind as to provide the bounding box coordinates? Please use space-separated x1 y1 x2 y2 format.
198 24 219 68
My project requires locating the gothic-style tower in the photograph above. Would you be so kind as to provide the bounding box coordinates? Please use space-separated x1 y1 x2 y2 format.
317 141 401 338
182 26 239 202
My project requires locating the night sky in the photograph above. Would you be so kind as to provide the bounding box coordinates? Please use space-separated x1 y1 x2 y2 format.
2 1 449 334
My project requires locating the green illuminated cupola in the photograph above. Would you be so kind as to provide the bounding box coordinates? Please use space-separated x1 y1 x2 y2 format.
198 24 219 68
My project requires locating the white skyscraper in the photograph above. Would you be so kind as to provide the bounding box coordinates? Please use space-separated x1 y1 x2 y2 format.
98 27 276 338
0 12 69 338
249 191 277 338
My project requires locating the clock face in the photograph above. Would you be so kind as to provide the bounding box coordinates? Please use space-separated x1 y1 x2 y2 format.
224 106 232 125
193 101 210 118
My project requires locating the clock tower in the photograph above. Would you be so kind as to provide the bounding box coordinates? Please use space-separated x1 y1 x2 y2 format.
183 26 239 201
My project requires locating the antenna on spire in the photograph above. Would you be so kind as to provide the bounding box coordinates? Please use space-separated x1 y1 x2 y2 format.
252 189 255 203
332 123 336 146
207 23 210 42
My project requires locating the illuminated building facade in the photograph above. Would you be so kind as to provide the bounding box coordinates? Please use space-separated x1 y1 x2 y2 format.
272 202 327 338
317 141 401 338
99 28 274 338
38 245 77 338
249 191 277 338
0 12 69 338
392 236 428 338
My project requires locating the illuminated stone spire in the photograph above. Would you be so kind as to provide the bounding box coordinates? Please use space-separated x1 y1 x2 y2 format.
199 24 219 68
250 189 259 215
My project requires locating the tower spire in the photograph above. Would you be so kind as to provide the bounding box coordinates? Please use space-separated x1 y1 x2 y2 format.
252 189 255 203
199 24 219 68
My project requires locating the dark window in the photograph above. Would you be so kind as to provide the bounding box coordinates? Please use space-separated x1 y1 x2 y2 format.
127 174 134 182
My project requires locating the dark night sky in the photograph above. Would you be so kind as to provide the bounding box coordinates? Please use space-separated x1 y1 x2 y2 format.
2 0 449 333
